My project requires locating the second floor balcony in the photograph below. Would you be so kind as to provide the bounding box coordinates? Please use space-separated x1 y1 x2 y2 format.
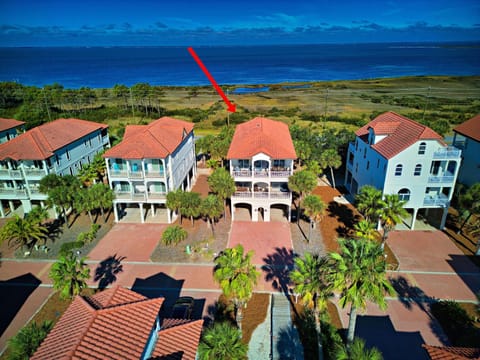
423 193 449 207
0 169 23 179
432 147 461 159
114 190 166 201
232 190 291 200
0 187 28 199
232 167 291 179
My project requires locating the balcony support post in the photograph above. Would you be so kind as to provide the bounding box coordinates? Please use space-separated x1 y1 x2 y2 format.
139 203 145 223
113 203 119 223
0 201 4 217
410 208 418 230
440 205 448 230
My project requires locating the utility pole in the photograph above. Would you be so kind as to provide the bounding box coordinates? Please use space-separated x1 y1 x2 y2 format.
323 87 329 130
422 86 431 122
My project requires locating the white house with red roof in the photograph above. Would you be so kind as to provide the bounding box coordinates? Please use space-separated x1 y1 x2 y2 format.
32 286 203 360
0 118 25 143
103 117 196 223
345 111 461 229
227 117 297 222
0 118 109 217
452 114 480 187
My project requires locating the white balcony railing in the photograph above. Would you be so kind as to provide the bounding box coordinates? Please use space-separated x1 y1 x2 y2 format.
0 188 27 197
232 169 291 178
145 171 165 178
423 194 449 207
428 175 455 184
433 147 461 159
0 169 23 178
232 191 290 200
23 168 47 177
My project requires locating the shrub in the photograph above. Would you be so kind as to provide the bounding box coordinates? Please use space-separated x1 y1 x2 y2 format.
77 223 100 244
59 241 84 255
162 225 188 246
8 320 53 359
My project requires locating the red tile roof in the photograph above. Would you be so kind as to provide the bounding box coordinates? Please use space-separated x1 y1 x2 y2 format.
422 344 480 359
227 117 297 159
0 118 107 161
356 111 444 159
0 118 25 132
103 117 194 159
32 286 164 360
453 115 480 142
150 319 203 360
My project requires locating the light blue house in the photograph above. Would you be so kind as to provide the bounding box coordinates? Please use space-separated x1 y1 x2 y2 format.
453 114 480 187
0 118 110 217
0 118 25 144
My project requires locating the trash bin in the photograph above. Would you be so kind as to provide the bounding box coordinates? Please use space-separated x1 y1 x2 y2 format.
185 245 191 255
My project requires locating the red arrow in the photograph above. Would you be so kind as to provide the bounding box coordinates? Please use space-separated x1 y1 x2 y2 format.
188 47 236 113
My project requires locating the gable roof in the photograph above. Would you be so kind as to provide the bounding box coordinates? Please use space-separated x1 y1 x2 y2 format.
32 286 164 360
150 319 203 360
422 344 480 359
0 118 107 161
453 114 480 142
227 117 297 159
0 118 25 132
103 117 194 159
356 111 444 159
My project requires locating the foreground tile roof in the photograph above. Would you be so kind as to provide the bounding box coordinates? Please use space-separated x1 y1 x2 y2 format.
32 286 164 360
453 114 480 142
103 117 194 159
423 344 480 359
0 118 107 161
356 111 444 159
0 118 25 132
150 319 203 360
227 117 297 159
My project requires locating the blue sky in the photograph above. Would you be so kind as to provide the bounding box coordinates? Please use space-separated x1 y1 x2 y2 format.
0 0 479 46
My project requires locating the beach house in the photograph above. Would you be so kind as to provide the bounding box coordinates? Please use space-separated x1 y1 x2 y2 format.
0 118 109 217
103 117 196 223
452 114 480 187
344 111 461 229
32 286 203 360
0 118 25 143
227 117 297 222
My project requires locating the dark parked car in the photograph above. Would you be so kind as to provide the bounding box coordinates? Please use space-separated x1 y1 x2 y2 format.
171 296 195 319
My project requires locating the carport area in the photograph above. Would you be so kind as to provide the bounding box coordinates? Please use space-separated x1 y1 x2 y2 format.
228 221 293 265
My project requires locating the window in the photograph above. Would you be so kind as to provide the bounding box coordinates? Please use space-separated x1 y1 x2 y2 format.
414 164 422 176
363 148 367 158
273 159 285 168
66 150 70 160
366 161 370 170
377 159 380 168
355 163 358 173
398 188 411 201
395 164 403 176
418 142 426 155
56 155 60 166
238 159 250 168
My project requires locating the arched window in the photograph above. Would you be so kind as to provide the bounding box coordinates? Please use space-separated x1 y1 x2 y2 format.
418 142 426 155
395 164 403 176
398 188 411 201
414 164 422 176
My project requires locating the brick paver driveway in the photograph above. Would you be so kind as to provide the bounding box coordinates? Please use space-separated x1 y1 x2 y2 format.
228 221 294 266
88 223 167 262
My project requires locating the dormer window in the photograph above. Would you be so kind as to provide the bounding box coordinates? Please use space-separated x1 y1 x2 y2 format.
418 142 426 155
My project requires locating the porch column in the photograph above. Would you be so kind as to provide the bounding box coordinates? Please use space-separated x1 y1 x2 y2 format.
410 208 418 230
113 203 119 223
8 200 14 212
139 203 145 223
288 206 291 222
0 201 5 217
151 204 155 217
440 205 448 230
167 208 172 224
187 174 191 190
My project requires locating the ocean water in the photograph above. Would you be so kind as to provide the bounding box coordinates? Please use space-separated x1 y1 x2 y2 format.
0 43 479 88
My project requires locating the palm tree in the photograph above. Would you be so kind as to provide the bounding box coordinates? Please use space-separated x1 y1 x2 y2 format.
8 320 53 359
75 187 97 223
319 148 342 188
201 194 224 235
288 169 317 223
354 219 377 241
335 337 383 360
329 238 394 344
49 252 90 300
458 183 480 232
355 185 384 223
91 183 114 222
213 244 259 331
166 189 184 224
290 252 332 360
0 214 47 250
207 168 235 219
198 322 247 360
303 194 326 242
161 225 188 246
379 194 408 250
180 191 202 227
